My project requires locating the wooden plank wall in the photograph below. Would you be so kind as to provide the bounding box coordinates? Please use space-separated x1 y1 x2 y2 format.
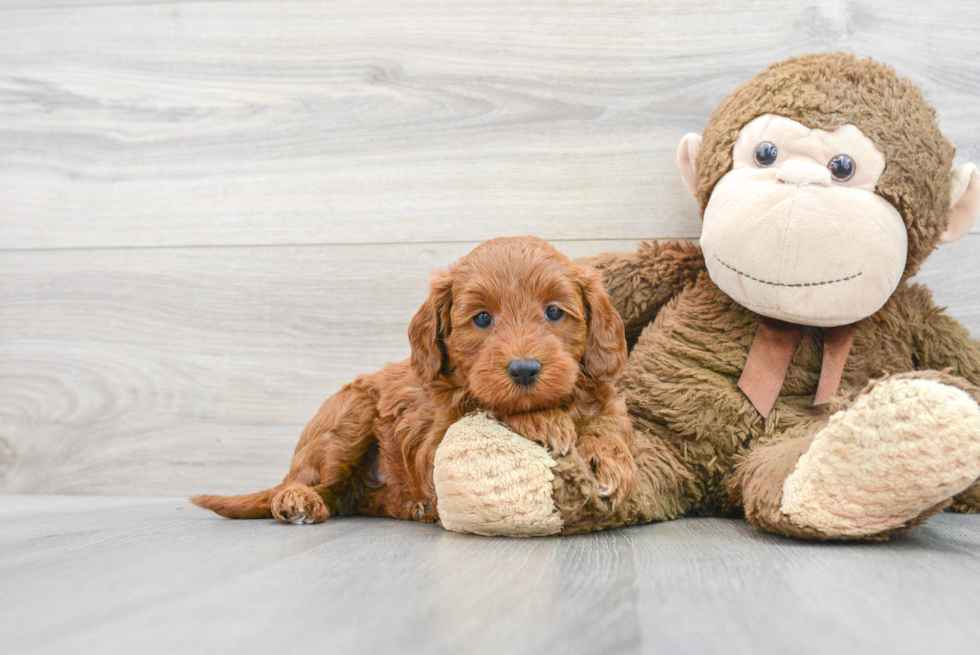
2 0 979 496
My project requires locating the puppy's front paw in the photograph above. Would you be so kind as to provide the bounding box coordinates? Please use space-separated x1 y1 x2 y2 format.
579 437 637 506
272 483 329 525
503 410 575 456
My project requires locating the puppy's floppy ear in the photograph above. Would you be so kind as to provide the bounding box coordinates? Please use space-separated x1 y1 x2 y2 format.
409 266 456 383
580 267 628 384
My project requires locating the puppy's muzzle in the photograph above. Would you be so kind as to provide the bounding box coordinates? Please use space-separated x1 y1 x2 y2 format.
508 358 541 387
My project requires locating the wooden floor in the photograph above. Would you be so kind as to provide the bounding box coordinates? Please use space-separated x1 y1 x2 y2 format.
3 496 980 655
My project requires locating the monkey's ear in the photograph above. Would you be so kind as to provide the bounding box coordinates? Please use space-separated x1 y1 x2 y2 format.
408 267 455 383
941 163 980 244
677 133 702 199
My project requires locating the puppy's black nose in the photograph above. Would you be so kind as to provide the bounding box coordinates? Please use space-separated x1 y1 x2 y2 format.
508 358 541 387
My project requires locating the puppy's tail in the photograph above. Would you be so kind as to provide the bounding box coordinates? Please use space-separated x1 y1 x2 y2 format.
190 486 282 519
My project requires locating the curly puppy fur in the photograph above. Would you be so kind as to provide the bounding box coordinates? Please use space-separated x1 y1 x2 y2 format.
192 236 636 524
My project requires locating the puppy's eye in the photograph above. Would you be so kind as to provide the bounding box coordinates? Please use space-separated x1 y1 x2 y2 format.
754 141 778 167
828 154 856 181
472 312 493 328
545 305 565 322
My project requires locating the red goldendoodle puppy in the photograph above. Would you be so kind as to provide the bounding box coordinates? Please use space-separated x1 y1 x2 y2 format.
192 236 636 524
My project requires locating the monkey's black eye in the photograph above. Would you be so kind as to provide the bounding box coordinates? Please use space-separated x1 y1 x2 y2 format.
754 141 778 167
472 312 493 328
828 154 856 182
545 305 565 322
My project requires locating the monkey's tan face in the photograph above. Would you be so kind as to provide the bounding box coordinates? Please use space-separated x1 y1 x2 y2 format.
699 115 907 327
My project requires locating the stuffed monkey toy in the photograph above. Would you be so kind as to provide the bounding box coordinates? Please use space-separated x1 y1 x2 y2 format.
433 52 980 540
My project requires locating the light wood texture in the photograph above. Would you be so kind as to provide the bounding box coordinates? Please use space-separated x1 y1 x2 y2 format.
0 238 640 495
2 495 980 655
1 237 978 496
1 1 980 496
1 0 979 249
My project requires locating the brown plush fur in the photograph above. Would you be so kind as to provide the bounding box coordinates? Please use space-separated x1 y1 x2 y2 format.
548 53 980 538
193 236 637 523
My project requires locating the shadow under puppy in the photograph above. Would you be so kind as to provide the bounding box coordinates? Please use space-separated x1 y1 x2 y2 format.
192 236 636 524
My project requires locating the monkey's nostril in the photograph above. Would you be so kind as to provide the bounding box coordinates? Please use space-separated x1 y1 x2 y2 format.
508 358 542 387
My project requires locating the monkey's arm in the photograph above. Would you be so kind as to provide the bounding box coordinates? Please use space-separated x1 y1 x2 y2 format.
909 284 980 386
577 240 704 348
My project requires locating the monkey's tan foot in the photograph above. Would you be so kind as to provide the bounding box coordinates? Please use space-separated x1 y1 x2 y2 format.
433 412 563 537
272 483 330 525
780 376 980 538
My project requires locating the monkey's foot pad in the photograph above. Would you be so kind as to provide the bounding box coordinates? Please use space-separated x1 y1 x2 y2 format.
434 412 563 536
781 377 980 538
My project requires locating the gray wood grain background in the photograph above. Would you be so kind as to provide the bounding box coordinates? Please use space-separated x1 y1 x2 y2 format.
5 497 980 655
2 0 979 496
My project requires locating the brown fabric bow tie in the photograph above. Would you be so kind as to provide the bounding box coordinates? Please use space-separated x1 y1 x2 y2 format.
737 317 855 418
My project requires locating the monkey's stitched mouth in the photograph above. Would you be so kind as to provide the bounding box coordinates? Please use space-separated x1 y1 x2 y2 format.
714 255 862 288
